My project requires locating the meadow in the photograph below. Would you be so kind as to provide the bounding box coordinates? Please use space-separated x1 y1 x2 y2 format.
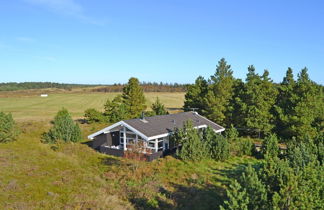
0 88 259 209
0 121 258 209
0 89 184 121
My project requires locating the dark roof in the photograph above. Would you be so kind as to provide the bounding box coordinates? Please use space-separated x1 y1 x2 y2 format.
124 111 224 138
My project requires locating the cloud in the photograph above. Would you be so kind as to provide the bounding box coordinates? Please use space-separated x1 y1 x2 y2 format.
24 0 104 25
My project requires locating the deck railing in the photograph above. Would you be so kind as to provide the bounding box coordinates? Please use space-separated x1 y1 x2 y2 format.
99 145 164 161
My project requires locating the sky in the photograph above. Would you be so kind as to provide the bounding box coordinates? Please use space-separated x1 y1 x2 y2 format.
0 0 323 84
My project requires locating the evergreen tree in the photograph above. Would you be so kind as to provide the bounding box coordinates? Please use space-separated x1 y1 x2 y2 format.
290 68 321 139
0 112 19 143
240 165 268 210
203 58 235 126
151 97 168 115
84 108 106 123
237 66 278 135
104 95 128 122
172 121 209 161
229 79 246 128
224 124 239 141
220 180 249 210
122 77 146 118
261 134 279 158
274 68 297 139
275 68 323 140
42 108 81 143
183 76 208 113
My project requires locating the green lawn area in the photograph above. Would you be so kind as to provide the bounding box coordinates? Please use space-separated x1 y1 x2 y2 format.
0 122 260 209
0 92 184 121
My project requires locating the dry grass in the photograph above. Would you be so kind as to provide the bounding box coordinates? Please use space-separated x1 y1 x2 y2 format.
0 121 259 209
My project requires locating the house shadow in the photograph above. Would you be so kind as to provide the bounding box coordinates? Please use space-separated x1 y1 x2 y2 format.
166 107 183 112
81 140 93 148
100 156 122 166
130 182 226 210
75 118 87 124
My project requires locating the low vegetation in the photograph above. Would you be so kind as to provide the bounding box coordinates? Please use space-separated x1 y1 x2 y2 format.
1 58 322 209
42 108 81 144
0 121 259 209
0 112 19 143
221 135 324 209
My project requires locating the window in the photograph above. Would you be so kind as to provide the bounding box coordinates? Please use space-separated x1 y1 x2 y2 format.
127 138 135 144
158 141 163 148
148 141 155 148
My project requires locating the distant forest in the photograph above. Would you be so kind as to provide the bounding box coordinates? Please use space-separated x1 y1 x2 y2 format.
0 82 93 91
92 82 186 92
0 82 187 92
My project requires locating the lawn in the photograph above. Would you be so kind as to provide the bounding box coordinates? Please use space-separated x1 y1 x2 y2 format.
0 121 259 209
0 92 185 121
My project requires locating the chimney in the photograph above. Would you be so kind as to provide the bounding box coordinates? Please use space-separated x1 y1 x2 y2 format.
141 112 145 120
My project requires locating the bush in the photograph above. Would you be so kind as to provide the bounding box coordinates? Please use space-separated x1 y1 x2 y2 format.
223 140 324 210
42 108 81 144
225 124 239 141
203 126 230 161
230 138 254 157
220 180 249 210
0 112 19 143
84 108 106 123
261 134 279 158
151 97 168 115
172 121 209 161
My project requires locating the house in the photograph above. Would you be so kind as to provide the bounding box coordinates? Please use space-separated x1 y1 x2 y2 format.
88 111 225 161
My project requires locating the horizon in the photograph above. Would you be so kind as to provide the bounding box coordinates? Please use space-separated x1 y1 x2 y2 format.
1 0 324 85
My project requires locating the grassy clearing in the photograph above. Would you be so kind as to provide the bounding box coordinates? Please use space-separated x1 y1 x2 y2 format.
0 121 259 209
0 92 184 121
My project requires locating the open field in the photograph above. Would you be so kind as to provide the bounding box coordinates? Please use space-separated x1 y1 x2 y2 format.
0 121 259 209
0 91 185 121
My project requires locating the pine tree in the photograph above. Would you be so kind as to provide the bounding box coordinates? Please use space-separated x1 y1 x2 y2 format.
122 77 147 118
104 95 128 122
183 76 208 113
238 66 278 135
275 68 324 140
261 134 279 158
203 58 235 126
290 68 320 139
42 108 81 143
173 121 209 161
151 97 168 115
274 68 297 139
84 108 106 123
0 112 19 143
220 180 249 210
240 164 268 210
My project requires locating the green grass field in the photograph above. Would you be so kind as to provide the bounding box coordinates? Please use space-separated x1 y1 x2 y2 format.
0 92 184 121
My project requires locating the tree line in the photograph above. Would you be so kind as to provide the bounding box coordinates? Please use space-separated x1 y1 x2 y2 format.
0 81 186 92
0 82 93 91
184 58 323 141
91 82 186 93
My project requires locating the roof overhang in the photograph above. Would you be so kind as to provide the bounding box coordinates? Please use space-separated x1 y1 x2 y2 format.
87 121 149 141
88 118 225 141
